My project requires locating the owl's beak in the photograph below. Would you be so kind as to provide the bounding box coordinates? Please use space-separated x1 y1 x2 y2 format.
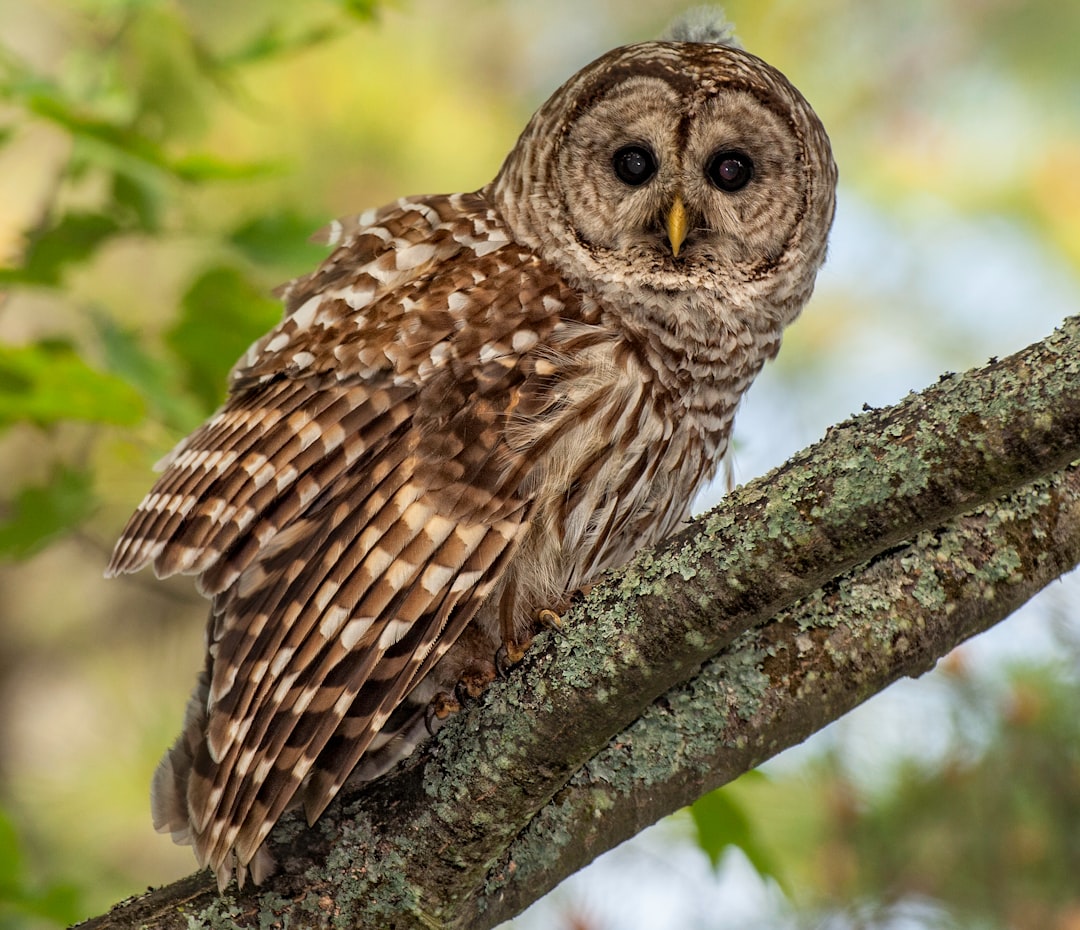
667 195 688 258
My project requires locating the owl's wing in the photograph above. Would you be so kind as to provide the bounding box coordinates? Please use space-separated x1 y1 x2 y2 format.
108 193 576 884
109 192 505 578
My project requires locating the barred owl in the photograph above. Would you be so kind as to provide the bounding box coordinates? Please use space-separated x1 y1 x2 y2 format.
108 16 836 890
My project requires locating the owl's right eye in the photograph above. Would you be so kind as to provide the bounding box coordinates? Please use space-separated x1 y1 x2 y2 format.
612 145 657 186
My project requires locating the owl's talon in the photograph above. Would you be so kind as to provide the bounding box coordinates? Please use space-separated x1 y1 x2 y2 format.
494 645 511 679
425 690 462 735
537 608 563 633
505 639 530 665
494 638 531 678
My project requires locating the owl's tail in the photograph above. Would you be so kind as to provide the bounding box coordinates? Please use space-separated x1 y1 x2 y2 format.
151 661 275 891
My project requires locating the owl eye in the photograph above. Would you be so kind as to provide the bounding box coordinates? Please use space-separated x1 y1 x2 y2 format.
612 145 657 186
706 150 754 192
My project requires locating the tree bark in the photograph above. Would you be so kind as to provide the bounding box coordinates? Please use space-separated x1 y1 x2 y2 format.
76 317 1080 930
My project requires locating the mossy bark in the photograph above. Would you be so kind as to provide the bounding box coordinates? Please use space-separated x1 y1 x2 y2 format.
78 317 1080 930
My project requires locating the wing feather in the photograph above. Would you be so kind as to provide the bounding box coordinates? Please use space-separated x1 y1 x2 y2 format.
202 434 420 733
108 191 506 581
194 447 527 872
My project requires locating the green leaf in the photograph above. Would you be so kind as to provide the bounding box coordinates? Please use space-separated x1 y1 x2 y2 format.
170 153 276 182
689 784 786 888
0 466 96 560
167 265 281 411
93 312 204 433
223 21 344 66
22 87 172 171
1 72 266 185
0 341 145 428
0 211 122 286
110 170 163 232
229 210 328 273
339 0 380 20
0 809 23 895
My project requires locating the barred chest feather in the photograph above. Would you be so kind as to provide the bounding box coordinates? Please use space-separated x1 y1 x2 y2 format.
503 296 780 605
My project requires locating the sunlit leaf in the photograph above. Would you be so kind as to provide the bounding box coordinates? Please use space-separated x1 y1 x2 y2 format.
0 212 122 286
93 312 204 432
2 68 266 185
170 152 276 182
689 783 786 888
123 4 215 140
230 210 328 273
0 809 22 895
0 341 145 427
167 265 281 411
22 87 171 170
339 0 380 21
0 466 96 560
224 21 344 66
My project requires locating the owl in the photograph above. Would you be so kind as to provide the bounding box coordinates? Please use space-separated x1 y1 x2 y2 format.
108 16 836 890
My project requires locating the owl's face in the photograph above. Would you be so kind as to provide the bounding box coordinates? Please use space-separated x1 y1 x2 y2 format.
558 74 808 271
493 41 837 325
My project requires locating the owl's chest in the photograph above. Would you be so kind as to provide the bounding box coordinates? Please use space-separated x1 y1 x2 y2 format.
506 333 740 586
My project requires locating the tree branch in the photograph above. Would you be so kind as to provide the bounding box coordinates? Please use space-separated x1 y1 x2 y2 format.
78 317 1080 929
472 462 1080 927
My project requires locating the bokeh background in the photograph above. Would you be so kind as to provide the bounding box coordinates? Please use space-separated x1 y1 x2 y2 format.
1 2 1079 928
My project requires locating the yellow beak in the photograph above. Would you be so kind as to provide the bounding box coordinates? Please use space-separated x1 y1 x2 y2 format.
667 195 688 258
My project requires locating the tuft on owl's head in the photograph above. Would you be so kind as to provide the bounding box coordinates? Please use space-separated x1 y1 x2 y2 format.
661 6 742 47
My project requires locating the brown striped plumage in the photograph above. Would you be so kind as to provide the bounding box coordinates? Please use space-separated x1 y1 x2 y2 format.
108 23 836 889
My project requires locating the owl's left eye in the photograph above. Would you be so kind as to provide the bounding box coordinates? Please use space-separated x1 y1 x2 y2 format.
612 145 657 186
706 150 754 192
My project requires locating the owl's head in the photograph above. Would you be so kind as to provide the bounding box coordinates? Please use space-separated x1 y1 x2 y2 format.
492 35 837 334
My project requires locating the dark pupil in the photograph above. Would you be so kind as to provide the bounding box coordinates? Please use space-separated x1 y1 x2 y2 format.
613 145 657 186
707 151 754 192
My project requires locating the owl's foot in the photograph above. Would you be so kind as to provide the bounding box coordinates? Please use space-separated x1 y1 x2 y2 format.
424 659 498 734
425 691 462 735
456 658 497 700
494 640 526 677
495 606 567 676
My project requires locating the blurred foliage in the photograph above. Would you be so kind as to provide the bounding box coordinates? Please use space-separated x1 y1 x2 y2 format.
0 2 1077 929
0 0 383 565
719 653 1080 930
0 466 96 561
0 809 82 930
842 669 1080 915
689 772 788 893
167 265 280 409
0 1 399 924
834 661 1080 928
